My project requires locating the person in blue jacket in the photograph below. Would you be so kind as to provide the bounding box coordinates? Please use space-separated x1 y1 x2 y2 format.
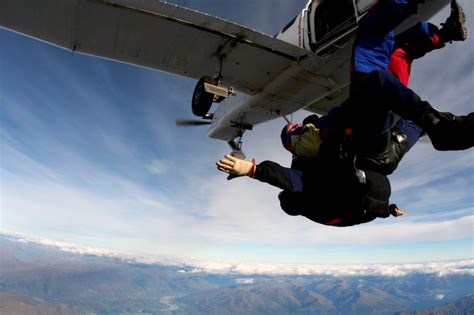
282 0 470 177
344 0 473 153
296 0 471 177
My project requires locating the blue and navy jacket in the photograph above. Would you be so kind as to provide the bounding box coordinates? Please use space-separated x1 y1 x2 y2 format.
353 0 420 74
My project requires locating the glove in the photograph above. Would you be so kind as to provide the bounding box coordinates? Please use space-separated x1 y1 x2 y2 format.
216 154 255 180
390 204 407 217
278 190 302 216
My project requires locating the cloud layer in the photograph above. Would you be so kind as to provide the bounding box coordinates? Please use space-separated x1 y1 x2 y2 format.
3 231 473 277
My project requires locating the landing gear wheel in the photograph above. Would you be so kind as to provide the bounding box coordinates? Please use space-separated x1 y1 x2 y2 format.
192 76 214 117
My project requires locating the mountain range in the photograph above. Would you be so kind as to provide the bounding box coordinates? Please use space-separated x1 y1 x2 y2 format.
0 234 472 314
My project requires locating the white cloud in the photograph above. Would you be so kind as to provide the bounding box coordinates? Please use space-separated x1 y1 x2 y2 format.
122 258 474 277
235 278 255 284
147 159 171 175
435 294 445 300
0 143 61 181
3 231 473 277
390 145 474 193
410 0 474 113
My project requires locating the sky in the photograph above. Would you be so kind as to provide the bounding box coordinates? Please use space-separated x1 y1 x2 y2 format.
0 0 473 266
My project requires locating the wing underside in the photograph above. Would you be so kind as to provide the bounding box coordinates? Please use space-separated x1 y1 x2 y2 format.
1 0 450 141
0 0 308 95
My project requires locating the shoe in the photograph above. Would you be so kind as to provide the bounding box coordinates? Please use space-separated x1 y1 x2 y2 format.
439 0 468 42
357 131 409 175
389 131 409 172
278 190 303 216
427 112 474 151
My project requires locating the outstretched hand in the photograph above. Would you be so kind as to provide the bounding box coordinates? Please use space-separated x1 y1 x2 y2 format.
216 154 254 178
390 204 407 217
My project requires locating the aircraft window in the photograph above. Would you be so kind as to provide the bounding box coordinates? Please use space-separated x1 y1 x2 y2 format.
313 0 354 42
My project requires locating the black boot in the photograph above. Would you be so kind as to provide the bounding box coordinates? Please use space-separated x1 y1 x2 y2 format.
411 101 474 151
357 131 409 175
438 0 468 42
427 112 474 151
388 131 410 172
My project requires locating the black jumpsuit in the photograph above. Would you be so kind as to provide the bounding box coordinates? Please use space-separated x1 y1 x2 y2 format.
253 158 380 227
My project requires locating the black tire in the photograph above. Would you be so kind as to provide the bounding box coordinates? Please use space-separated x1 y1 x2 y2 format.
192 76 214 117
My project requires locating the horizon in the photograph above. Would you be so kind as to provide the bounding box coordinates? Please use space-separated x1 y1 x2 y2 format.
2 230 473 314
2 231 474 277
1 0 473 266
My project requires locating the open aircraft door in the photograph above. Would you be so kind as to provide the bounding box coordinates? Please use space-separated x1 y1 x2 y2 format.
276 0 360 53
307 0 356 50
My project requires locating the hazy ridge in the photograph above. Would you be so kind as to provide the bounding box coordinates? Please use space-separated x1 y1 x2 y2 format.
0 235 472 314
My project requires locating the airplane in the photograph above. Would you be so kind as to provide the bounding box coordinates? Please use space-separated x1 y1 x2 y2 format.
0 0 450 154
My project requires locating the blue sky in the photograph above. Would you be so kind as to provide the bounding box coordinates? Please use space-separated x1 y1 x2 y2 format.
1 0 473 266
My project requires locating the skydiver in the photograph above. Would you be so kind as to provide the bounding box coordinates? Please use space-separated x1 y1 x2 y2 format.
217 112 390 228
217 152 406 227
216 114 402 227
343 0 473 154
284 0 471 176
356 0 472 173
215 0 472 227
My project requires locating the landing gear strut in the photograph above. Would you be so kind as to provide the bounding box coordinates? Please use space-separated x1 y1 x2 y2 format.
227 121 252 160
228 137 245 159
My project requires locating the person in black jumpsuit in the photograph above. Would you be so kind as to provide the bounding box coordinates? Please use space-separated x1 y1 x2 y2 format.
217 151 404 227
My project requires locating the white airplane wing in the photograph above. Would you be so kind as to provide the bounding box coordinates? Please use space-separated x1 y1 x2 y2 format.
1 0 450 142
0 0 308 95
